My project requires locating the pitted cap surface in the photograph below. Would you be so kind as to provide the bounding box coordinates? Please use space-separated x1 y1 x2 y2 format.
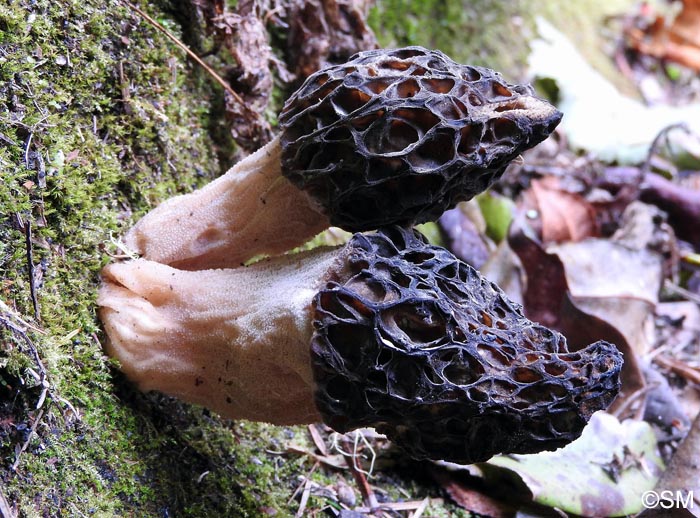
311 227 622 463
279 47 562 231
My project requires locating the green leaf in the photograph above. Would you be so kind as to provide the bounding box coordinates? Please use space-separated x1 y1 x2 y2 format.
481 412 664 517
415 222 444 247
476 192 514 242
665 64 681 82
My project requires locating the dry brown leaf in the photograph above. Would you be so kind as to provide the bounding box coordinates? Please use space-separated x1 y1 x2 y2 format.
524 177 599 244
640 172 700 249
479 239 524 306
430 467 517 518
670 0 700 47
628 0 700 71
596 165 700 249
508 217 646 417
308 424 329 456
546 200 666 362
547 239 662 357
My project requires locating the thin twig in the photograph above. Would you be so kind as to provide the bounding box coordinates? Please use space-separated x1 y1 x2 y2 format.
0 312 47 380
641 122 690 176
410 498 430 518
24 220 40 321
611 383 653 420
23 132 33 168
0 131 18 146
118 0 254 118
682 252 700 268
0 487 17 518
11 408 44 471
343 442 379 511
0 305 80 421
294 479 312 518
287 462 319 506
655 355 700 385
665 279 700 306
0 299 45 335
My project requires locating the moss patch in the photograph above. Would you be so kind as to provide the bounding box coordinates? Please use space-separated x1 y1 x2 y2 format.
0 0 301 515
369 0 637 90
369 0 535 79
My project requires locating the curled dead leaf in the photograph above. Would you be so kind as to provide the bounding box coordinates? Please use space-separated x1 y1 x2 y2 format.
430 467 516 518
627 0 700 72
523 176 599 244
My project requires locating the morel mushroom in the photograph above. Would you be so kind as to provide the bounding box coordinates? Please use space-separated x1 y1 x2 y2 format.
99 227 621 463
125 46 562 270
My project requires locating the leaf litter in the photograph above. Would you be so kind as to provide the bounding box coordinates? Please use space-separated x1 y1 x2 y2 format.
433 14 700 514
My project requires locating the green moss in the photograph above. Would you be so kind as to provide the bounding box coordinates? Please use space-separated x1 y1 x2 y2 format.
369 0 637 91
369 0 535 78
0 0 294 515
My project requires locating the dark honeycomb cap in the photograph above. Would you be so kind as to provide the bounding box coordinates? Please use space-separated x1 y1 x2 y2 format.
279 47 563 231
311 227 622 463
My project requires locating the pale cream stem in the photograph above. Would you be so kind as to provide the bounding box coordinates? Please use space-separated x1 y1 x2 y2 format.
98 247 343 425
125 137 330 270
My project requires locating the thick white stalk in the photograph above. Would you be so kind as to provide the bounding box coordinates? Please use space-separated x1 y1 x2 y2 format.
98 247 343 425
125 137 330 270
